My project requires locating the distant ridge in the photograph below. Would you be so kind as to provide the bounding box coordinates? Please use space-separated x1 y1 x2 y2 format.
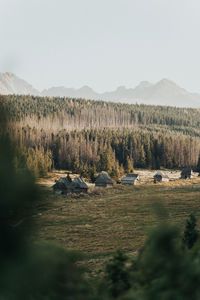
0 72 39 96
1 72 200 108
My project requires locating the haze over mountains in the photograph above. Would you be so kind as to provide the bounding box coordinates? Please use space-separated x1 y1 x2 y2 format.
1 72 200 108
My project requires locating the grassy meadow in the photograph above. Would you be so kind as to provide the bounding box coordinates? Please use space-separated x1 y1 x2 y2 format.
34 171 200 275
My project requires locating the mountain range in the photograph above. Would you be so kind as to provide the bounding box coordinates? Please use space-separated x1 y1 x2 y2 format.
1 72 200 108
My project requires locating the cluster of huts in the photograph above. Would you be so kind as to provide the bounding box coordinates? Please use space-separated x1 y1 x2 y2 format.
53 176 89 194
53 171 114 194
53 168 194 194
153 168 194 183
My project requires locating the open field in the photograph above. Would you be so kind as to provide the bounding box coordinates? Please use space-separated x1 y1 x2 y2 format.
34 171 200 275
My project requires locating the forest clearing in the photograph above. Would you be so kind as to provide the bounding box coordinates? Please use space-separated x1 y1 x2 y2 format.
35 170 200 275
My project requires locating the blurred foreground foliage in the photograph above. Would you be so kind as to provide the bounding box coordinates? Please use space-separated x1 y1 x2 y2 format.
1 108 200 299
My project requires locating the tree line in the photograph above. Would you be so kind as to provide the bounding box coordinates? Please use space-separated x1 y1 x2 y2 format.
10 127 200 179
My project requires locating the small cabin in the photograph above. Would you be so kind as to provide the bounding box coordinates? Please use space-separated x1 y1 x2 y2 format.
95 171 114 187
53 176 72 194
181 168 193 179
69 177 88 193
154 171 169 183
121 174 139 185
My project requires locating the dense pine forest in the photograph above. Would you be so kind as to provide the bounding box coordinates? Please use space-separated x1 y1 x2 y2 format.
1 94 200 178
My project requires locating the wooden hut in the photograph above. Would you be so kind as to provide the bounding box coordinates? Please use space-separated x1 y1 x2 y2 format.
181 168 193 179
95 171 113 187
154 171 169 183
121 174 139 185
53 176 72 194
69 177 88 193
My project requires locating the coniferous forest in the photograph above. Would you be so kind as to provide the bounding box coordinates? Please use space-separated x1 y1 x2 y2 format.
1 94 200 178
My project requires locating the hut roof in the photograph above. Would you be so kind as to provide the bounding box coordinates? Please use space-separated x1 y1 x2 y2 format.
124 173 139 178
53 176 71 190
95 171 113 184
154 171 169 179
121 174 139 181
69 177 88 189
64 176 72 184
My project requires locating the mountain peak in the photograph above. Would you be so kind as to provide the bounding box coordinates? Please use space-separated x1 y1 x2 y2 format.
0 72 14 79
4 72 14 77
0 72 39 95
78 85 94 92
136 81 153 89
157 78 178 86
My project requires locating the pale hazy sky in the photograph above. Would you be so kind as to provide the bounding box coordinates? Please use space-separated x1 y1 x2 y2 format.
1 0 200 92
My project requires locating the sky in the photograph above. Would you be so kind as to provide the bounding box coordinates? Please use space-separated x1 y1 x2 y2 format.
1 0 200 92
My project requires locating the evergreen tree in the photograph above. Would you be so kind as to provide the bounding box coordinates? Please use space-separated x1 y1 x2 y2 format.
98 147 115 173
138 145 146 168
183 214 198 249
105 250 131 298
111 161 121 182
89 166 97 183
196 155 200 175
72 152 80 173
155 156 161 170
125 156 134 173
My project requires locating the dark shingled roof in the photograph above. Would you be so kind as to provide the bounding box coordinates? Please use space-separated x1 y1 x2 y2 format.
95 171 113 185
69 177 88 189
123 174 139 178
53 176 71 190
121 173 139 184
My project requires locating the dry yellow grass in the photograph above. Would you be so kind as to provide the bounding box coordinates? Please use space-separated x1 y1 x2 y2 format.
34 172 200 275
